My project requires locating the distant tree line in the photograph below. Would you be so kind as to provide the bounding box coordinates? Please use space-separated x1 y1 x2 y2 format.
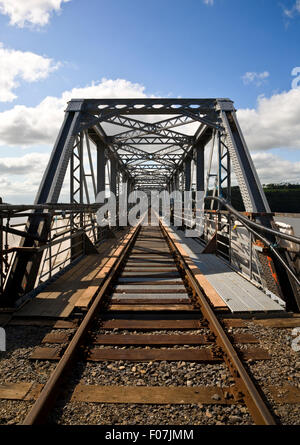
204 184 300 212
227 184 300 212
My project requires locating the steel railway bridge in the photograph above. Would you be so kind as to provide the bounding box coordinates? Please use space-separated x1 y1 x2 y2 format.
0 97 300 313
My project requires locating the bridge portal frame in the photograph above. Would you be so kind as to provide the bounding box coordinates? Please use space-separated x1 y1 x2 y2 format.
2 97 298 309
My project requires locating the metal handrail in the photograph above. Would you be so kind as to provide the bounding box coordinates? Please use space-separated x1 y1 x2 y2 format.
205 196 300 287
205 196 300 245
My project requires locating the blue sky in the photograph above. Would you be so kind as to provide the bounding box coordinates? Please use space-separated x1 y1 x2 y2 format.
0 0 299 202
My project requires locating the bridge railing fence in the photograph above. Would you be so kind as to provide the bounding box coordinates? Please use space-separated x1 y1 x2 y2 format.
171 205 282 293
171 198 299 306
201 211 264 289
0 205 120 299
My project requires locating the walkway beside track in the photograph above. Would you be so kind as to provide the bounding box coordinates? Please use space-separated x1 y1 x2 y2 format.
166 225 285 313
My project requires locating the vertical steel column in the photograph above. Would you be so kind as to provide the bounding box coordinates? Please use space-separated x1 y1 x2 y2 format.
195 141 206 238
185 157 191 191
79 133 84 205
218 131 223 199
119 173 128 227
96 142 106 241
127 178 131 201
97 142 106 195
217 99 270 214
110 158 117 197
184 158 192 228
196 143 205 191
69 143 75 257
170 176 174 193
71 132 84 258
226 141 231 203
116 170 120 199
174 172 179 191
217 131 222 212
218 131 231 203
110 158 117 227
78 135 85 203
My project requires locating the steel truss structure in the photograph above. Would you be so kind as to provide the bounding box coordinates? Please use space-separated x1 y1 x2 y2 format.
2 98 299 309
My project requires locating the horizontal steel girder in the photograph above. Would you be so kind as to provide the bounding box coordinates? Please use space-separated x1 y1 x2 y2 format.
109 136 190 145
104 115 193 142
69 98 218 115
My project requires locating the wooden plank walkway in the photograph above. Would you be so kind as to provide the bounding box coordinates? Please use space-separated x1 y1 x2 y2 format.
168 226 285 313
14 228 131 318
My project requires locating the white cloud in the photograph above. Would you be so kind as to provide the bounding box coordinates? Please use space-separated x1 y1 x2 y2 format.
1 76 300 155
242 71 270 86
237 88 300 151
0 0 70 28
0 78 147 146
0 152 50 202
0 152 49 174
0 77 300 204
284 0 300 18
203 0 214 5
1 77 299 156
0 42 60 102
252 152 300 184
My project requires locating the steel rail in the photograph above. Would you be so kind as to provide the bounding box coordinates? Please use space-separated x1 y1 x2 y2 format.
22 224 141 425
159 220 277 425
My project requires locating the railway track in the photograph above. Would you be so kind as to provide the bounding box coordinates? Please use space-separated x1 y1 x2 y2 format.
15 216 280 425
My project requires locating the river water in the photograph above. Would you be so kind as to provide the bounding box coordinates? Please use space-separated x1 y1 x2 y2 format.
274 215 300 237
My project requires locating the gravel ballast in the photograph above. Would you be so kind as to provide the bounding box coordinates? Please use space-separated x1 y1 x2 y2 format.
0 319 299 425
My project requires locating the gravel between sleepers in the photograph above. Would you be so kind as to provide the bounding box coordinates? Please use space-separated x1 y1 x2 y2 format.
0 325 69 425
0 319 299 425
49 401 252 425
